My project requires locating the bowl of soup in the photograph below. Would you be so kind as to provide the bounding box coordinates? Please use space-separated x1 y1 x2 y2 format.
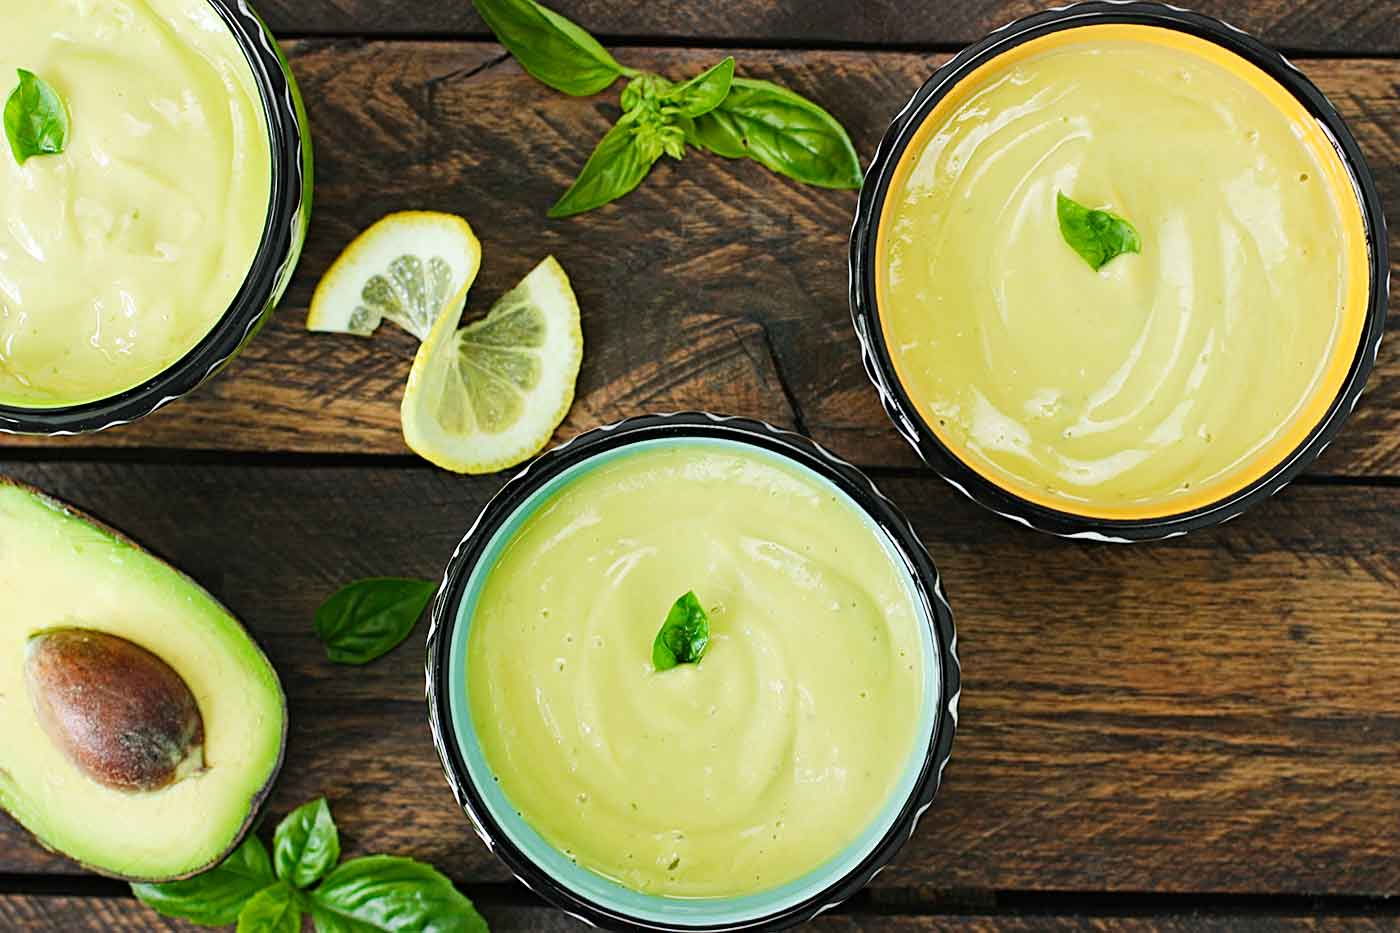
426 412 959 931
0 0 311 434
850 1 1387 541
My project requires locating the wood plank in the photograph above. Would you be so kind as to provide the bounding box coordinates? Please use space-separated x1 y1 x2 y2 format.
3 894 1398 932
3 46 1394 477
0 463 1397 896
255 0 1400 56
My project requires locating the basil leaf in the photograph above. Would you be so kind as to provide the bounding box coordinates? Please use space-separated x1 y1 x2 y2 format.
472 0 630 96
652 591 710 671
549 114 660 218
132 834 277 926
4 69 69 165
663 57 735 119
685 76 861 189
274 797 341 889
314 577 436 665
309 855 487 933
1056 191 1142 270
237 882 301 933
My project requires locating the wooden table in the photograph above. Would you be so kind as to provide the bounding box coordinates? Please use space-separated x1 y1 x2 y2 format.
4 1 1399 929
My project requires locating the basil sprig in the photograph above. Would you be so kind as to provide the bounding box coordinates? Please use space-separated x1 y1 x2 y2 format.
133 797 487 932
550 58 734 217
653 591 711 671
314 577 436 665
1056 191 1142 270
4 69 69 165
472 0 862 216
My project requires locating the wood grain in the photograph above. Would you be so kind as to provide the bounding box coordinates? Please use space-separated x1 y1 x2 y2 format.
255 0 1400 56
3 894 1398 932
3 46 1394 478
0 464 1396 897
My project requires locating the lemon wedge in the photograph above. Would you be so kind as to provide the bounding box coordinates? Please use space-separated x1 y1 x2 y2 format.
402 256 582 474
306 211 482 339
307 212 583 474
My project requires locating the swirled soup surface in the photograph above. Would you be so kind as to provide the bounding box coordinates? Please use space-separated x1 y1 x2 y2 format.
468 443 925 897
0 0 271 407
878 26 1367 519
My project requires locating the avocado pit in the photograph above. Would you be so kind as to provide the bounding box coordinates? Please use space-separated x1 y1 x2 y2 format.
25 628 205 793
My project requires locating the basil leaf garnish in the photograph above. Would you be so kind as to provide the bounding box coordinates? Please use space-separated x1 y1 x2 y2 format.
549 113 662 217
314 577 437 665
1056 191 1142 270
663 57 735 119
472 0 631 96
309 856 487 933
4 69 70 165
652 591 710 671
274 798 341 889
236 882 301 933
132 835 277 926
685 77 862 189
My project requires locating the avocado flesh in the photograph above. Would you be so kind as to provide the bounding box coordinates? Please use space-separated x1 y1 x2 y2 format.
0 482 287 881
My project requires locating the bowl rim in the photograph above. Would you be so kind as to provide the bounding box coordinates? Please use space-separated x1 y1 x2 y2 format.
424 412 961 932
0 0 309 435
848 0 1390 542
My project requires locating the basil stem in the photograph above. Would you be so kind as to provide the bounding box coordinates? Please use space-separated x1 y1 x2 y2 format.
472 0 633 96
685 76 862 189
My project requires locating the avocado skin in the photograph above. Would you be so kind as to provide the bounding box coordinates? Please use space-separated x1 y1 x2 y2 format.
0 477 288 882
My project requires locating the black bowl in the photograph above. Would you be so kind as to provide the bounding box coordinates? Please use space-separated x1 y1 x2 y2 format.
426 412 960 931
849 1 1387 542
0 0 311 435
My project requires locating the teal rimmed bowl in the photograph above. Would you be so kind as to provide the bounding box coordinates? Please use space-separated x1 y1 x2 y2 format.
425 413 959 931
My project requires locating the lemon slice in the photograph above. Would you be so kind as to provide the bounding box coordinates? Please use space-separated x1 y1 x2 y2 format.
401 256 583 474
307 211 482 339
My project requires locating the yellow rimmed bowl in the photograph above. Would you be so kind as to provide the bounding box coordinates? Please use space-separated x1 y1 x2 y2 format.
849 1 1387 541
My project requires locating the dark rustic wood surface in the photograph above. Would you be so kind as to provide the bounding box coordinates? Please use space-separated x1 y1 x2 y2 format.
3 2 1399 930
4 46 1396 482
1 468 1398 896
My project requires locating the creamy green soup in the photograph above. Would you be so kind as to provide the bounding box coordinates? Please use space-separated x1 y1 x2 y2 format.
467 442 926 898
1 0 271 407
878 25 1368 519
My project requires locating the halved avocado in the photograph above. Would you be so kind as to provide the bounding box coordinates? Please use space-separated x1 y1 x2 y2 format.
0 479 286 881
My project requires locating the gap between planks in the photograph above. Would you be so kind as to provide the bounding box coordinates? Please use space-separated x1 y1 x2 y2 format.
0 446 1397 491
4 876 1400 921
